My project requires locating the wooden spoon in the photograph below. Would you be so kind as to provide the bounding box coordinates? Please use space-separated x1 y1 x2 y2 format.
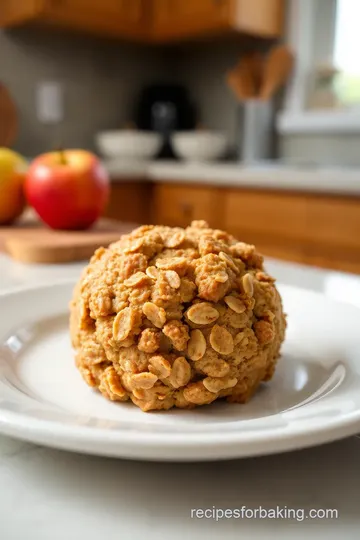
260 45 294 100
247 51 264 97
0 83 17 147
226 55 257 101
226 69 252 101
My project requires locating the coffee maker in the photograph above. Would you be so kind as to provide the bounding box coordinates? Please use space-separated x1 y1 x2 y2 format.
135 84 197 159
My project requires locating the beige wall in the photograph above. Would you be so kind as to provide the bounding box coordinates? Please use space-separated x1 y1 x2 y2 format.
0 28 167 156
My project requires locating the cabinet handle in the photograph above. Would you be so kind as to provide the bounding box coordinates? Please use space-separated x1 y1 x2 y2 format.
180 202 193 220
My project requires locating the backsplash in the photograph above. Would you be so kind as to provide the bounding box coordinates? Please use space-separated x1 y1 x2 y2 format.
174 39 270 147
0 28 167 156
1 28 274 159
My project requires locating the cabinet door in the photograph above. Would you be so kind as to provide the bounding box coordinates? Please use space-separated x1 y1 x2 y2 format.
42 0 147 38
152 183 222 229
224 189 309 264
0 1 40 26
304 194 360 274
105 182 151 224
152 0 231 41
151 0 283 41
234 0 284 38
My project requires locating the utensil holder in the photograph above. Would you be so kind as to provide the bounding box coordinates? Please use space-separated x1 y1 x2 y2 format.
239 100 274 163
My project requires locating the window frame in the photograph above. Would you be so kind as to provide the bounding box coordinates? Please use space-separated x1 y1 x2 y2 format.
277 0 360 135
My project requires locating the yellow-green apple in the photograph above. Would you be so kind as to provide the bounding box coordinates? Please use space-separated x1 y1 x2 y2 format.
0 148 27 225
25 150 109 230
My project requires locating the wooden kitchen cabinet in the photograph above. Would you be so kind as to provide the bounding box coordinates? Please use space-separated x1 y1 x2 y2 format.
0 0 283 41
152 183 223 228
0 0 149 39
223 189 310 264
105 181 152 224
224 189 309 241
151 182 360 275
224 189 360 274
151 0 231 41
305 195 360 274
151 0 284 42
152 184 308 264
42 0 148 39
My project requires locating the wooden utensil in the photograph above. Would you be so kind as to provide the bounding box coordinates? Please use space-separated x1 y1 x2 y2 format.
226 52 266 101
226 70 250 101
247 51 264 96
0 83 18 147
259 45 294 100
226 58 256 101
0 218 135 264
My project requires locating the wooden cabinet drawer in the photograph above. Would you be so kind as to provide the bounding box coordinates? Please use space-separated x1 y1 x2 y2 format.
152 183 221 228
307 195 360 250
224 190 309 241
224 189 360 272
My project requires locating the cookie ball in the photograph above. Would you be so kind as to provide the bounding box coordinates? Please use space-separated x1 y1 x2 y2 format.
70 221 286 411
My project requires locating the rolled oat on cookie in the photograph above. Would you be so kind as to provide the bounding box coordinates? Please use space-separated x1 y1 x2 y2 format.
70 221 286 412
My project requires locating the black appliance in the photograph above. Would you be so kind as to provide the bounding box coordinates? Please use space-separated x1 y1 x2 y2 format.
135 84 197 159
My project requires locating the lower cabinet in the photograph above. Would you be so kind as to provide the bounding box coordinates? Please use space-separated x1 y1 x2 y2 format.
151 182 360 274
106 179 360 274
151 183 222 228
224 189 309 264
105 181 152 224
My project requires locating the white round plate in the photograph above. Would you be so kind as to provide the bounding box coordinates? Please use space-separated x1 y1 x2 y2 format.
0 281 360 461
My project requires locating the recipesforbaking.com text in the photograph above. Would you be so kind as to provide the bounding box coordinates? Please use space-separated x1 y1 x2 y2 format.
190 506 338 522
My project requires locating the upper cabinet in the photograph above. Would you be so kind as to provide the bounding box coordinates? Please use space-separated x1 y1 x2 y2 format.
42 0 149 39
151 0 232 42
0 0 149 39
151 0 284 42
0 0 284 41
40 0 149 40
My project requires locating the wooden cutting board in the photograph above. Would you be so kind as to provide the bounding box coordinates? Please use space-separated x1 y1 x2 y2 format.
0 82 18 147
0 218 136 264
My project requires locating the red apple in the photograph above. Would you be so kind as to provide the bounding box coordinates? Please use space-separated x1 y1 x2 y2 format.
25 150 109 230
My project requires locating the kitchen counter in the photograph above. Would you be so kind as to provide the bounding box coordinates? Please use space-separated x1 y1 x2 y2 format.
105 160 360 195
1 252 360 539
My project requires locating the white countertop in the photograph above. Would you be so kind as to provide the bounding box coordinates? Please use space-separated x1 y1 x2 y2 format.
1 254 360 538
105 160 360 195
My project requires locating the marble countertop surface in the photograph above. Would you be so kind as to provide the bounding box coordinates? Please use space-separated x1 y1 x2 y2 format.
104 159 360 195
1 253 360 539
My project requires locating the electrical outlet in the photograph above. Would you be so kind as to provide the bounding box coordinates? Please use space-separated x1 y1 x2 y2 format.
36 81 64 124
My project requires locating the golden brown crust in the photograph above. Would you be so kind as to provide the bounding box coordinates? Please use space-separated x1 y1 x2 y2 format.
70 221 286 411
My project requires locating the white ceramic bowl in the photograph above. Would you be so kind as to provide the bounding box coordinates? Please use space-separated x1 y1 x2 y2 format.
172 132 228 162
96 130 162 160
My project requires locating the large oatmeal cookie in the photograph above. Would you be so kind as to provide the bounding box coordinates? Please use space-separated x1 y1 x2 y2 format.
70 221 286 411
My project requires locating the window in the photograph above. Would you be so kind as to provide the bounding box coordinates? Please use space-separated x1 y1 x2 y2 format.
333 0 360 105
278 0 360 134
